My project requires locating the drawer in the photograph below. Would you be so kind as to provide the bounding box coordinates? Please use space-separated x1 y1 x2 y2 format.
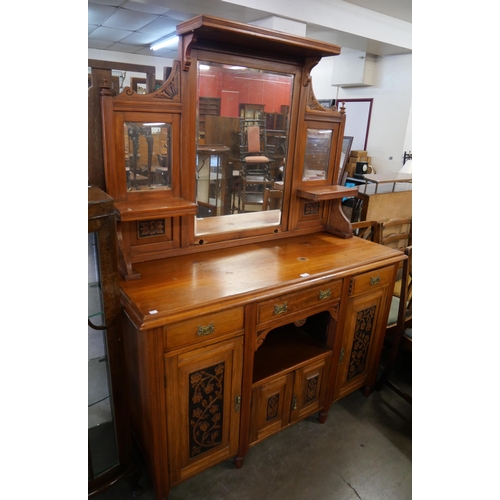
257 280 341 326
349 266 394 297
164 307 244 351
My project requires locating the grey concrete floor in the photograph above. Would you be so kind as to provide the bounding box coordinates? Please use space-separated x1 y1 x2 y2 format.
94 373 411 500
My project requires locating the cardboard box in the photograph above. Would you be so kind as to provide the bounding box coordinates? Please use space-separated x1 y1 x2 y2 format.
350 150 368 158
345 162 357 177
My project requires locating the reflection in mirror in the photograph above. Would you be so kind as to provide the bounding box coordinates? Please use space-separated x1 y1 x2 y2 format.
124 122 172 191
302 129 332 181
195 61 293 236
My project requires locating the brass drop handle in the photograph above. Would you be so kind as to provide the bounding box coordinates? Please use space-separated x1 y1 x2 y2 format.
339 347 345 364
234 395 242 413
370 276 381 285
319 289 331 300
197 323 215 336
273 302 288 315
292 394 298 410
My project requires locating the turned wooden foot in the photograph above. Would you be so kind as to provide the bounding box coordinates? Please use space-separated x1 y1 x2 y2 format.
362 385 374 397
318 411 328 424
234 456 244 469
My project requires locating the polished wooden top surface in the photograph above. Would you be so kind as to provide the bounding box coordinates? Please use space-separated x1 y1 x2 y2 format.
121 232 404 330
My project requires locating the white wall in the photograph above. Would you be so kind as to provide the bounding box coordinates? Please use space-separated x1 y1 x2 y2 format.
311 53 412 174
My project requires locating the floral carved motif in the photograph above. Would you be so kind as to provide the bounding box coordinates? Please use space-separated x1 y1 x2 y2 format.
347 306 376 380
189 363 225 458
306 376 319 403
304 202 320 216
138 219 165 238
266 395 279 421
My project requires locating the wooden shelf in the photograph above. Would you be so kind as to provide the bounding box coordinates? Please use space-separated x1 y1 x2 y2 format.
296 185 358 201
114 198 198 221
253 324 331 385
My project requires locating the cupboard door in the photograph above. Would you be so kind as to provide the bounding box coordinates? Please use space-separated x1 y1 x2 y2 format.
165 337 244 485
334 286 389 400
249 373 294 445
291 356 331 423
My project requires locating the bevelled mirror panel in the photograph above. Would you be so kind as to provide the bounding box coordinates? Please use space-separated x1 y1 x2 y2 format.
302 129 332 181
124 121 172 191
194 61 293 236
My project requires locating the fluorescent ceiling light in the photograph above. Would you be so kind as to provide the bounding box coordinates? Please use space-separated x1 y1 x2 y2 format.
150 35 179 51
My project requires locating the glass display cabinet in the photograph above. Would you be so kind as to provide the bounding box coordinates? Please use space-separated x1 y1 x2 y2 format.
88 186 132 495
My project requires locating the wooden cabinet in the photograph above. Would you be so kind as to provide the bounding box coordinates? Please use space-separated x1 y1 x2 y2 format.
198 97 221 143
239 103 265 120
98 16 407 500
250 324 332 445
165 336 244 486
119 233 403 499
333 265 396 401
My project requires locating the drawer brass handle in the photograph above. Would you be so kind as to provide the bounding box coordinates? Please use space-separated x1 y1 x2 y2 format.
339 347 345 364
196 323 215 336
234 395 241 413
319 289 331 300
292 394 298 411
273 302 288 315
370 276 381 285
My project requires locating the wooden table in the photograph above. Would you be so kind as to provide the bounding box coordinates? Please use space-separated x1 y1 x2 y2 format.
362 172 412 193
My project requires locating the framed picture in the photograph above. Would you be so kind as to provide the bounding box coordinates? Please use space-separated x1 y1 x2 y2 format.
339 98 373 151
130 77 164 94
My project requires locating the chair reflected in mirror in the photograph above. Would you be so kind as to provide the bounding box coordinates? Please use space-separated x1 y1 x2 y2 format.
237 118 274 212
262 188 282 211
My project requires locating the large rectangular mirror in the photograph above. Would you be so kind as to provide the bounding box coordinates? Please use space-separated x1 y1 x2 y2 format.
194 61 294 236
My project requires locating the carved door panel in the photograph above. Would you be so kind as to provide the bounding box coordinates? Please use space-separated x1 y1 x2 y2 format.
334 287 389 400
165 337 244 486
249 372 294 445
290 356 331 423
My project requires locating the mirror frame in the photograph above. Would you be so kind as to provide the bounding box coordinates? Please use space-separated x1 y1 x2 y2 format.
187 49 303 246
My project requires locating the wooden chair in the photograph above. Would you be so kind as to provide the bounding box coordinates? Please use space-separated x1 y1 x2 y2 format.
375 217 412 249
376 245 412 403
351 220 377 241
238 118 273 212
262 188 282 211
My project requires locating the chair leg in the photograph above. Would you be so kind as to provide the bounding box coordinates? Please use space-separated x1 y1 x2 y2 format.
376 331 411 404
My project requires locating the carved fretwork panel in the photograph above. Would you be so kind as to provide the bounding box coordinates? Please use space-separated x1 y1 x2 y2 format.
266 395 279 421
304 202 320 216
347 306 376 380
305 375 319 403
137 219 166 238
188 363 225 458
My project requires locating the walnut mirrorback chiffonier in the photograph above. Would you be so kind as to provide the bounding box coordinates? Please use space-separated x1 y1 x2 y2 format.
99 15 405 500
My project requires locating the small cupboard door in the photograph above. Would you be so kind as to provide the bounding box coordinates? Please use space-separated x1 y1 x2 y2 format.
249 353 331 446
291 356 331 423
165 337 244 485
249 373 294 445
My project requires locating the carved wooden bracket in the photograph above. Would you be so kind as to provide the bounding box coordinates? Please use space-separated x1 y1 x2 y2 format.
180 33 197 71
116 221 141 281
